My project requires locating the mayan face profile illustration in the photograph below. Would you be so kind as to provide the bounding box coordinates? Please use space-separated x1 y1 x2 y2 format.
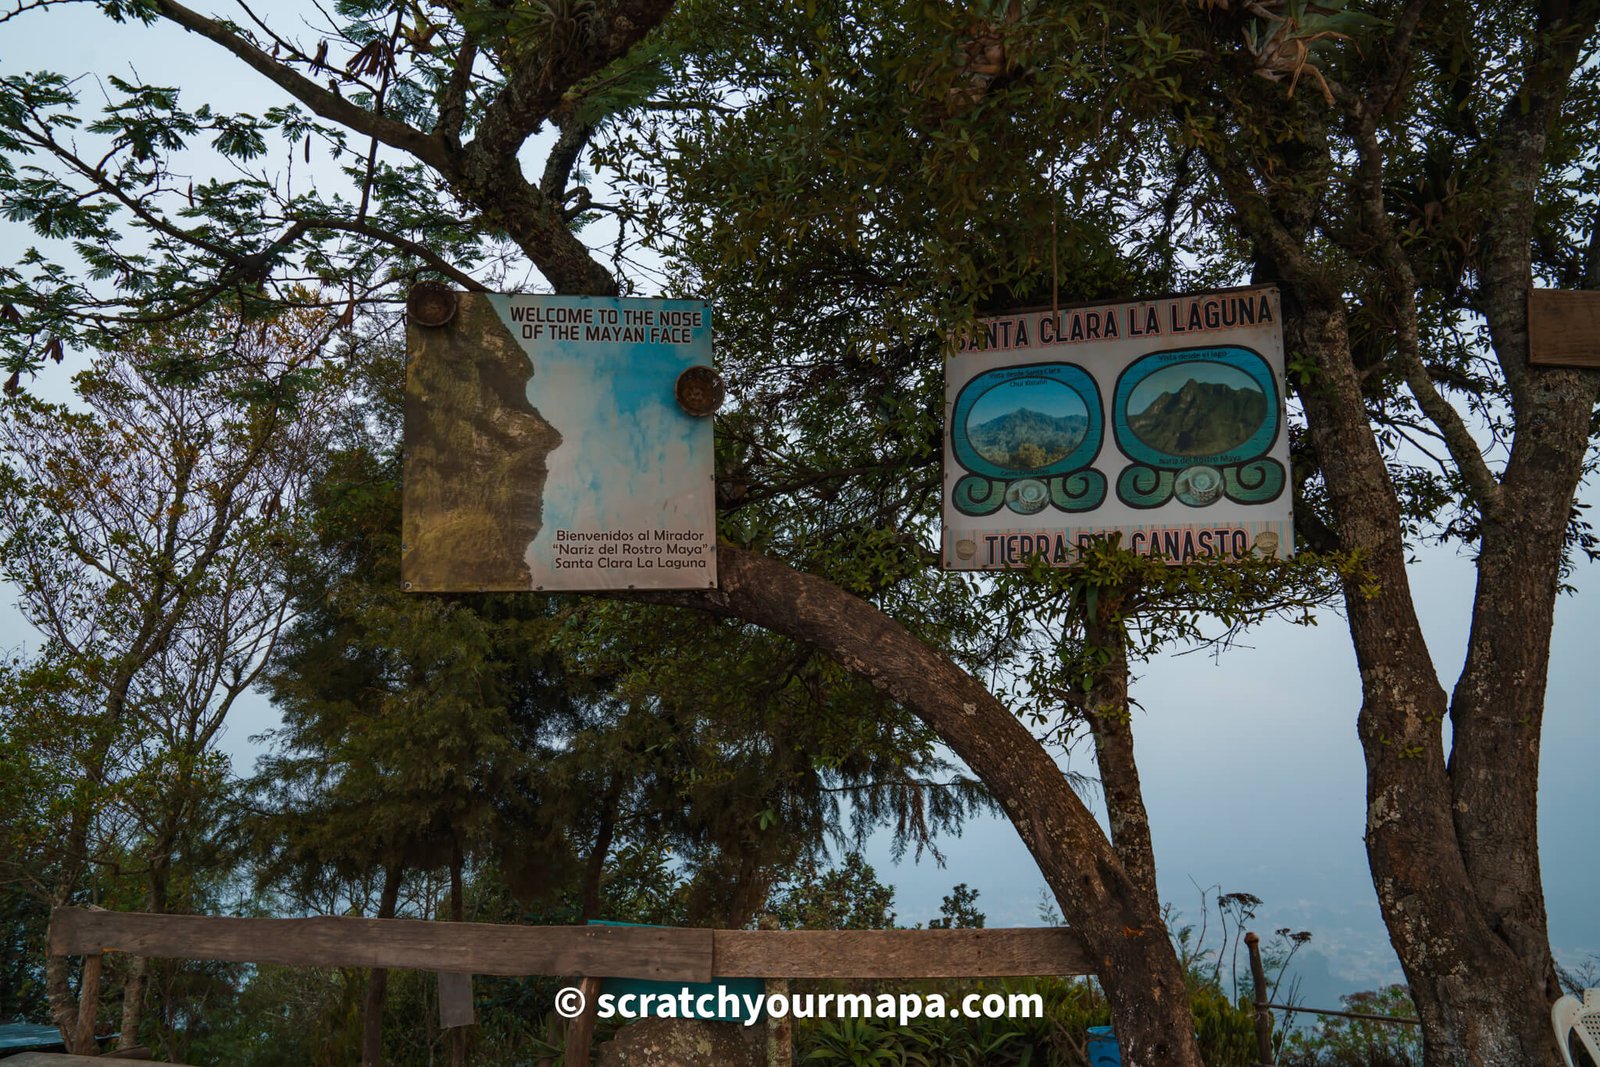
1112 346 1285 510
403 295 561 590
948 362 1106 516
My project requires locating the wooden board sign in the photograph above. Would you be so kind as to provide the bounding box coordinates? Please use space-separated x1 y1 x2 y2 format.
1528 288 1600 367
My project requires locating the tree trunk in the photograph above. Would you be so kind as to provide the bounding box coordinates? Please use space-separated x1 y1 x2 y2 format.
1083 587 1159 915
120 835 174 1050
45 810 93 1054
45 948 81 1053
581 780 623 922
118 956 147 1051
362 865 403 1067
1441 7 1600 1057
1176 4 1600 1052
1285 289 1590 1067
448 849 467 1067
645 548 1205 1066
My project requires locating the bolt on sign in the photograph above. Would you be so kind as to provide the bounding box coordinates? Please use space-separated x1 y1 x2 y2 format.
944 286 1293 569
403 289 718 592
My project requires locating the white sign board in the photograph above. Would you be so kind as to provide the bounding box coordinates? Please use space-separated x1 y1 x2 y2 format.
943 287 1293 569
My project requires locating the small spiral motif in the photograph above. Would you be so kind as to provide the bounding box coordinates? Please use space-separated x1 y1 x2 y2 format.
1050 470 1107 512
953 475 1007 516
1223 460 1286 504
1116 465 1175 509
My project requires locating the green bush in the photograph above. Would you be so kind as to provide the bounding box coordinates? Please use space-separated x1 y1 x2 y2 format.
796 974 1261 1067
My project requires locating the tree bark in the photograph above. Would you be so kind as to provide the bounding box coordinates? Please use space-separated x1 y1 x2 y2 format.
1083 587 1159 916
1285 296 1537 1066
448 849 467 1067
117 955 147 1051
581 780 623 922
1173 3 1600 1056
45 947 81 1053
119 830 175 1050
1448 4 1600 1041
362 865 403 1067
45 809 95 1054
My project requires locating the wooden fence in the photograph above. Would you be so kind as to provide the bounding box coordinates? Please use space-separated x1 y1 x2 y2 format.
45 908 1094 1066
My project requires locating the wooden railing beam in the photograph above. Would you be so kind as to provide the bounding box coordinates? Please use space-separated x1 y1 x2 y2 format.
48 908 1094 982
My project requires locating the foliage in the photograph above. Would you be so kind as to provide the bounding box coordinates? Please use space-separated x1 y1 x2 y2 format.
253 326 994 938
925 883 985 930
796 973 1263 1067
0 885 50 1021
1278 986 1423 1067
0 305 338 1044
3 0 1594 1060
767 851 898 932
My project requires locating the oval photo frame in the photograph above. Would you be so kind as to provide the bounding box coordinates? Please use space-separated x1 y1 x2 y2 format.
950 363 1103 481
1112 346 1280 469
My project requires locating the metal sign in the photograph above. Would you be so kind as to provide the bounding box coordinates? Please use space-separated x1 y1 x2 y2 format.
943 287 1293 569
403 292 717 592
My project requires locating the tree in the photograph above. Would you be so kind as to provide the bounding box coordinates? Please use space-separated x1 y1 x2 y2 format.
1121 3 1600 1062
0 1 1234 1059
252 324 994 1060
0 309 335 1050
0 2 1521 1064
632 1 1600 1061
766 851 898 931
927 883 985 931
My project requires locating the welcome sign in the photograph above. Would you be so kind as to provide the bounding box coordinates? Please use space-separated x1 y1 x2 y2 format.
403 292 717 592
943 287 1293 569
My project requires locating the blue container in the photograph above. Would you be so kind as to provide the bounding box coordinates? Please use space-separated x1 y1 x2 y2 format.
1086 1025 1122 1067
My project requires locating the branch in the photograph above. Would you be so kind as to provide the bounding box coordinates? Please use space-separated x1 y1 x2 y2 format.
1367 0 1428 118
465 0 674 166
151 0 451 172
434 33 478 145
0 0 78 26
1185 103 1337 302
1476 0 1600 397
1342 50 1502 512
291 216 488 290
9 119 240 263
540 118 597 201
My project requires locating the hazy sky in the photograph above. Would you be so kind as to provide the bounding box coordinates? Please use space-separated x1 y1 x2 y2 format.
968 376 1089 424
2 2 1595 1010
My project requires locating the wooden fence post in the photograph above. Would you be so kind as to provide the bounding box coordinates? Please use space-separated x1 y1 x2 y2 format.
562 975 603 1067
73 953 103 1054
1246 932 1274 1066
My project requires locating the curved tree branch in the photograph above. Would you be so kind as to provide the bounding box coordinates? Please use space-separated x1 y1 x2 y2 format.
628 543 1200 1064
152 0 451 172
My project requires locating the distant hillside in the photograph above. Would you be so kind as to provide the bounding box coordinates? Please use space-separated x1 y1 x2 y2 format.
969 408 1087 469
1127 379 1266 457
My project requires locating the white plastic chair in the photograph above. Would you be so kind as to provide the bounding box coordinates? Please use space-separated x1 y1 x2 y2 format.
1553 989 1600 1067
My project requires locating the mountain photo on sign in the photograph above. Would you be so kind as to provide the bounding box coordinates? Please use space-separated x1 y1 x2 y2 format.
965 376 1089 470
1124 362 1266 458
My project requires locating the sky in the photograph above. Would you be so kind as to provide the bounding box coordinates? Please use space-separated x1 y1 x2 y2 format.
968 376 1089 424
2 0 1596 1015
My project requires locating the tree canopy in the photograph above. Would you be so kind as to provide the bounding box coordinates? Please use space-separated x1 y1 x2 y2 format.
2 1 1597 1065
